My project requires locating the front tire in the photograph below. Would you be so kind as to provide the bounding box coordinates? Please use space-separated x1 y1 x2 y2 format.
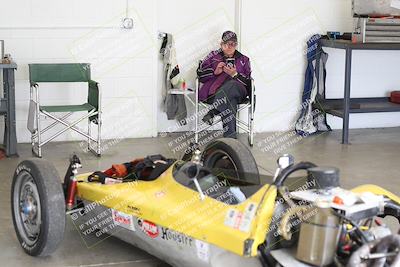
202 138 259 183
11 159 65 256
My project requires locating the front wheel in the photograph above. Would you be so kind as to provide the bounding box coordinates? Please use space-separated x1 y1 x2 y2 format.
202 138 259 183
11 159 65 256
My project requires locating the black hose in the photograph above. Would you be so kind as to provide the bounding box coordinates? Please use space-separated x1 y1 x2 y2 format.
333 210 370 244
273 161 317 187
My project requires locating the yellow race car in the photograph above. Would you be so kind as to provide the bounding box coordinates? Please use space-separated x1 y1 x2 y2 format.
10 139 400 266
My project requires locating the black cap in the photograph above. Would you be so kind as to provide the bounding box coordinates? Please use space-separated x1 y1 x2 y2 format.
307 166 340 190
222 31 237 43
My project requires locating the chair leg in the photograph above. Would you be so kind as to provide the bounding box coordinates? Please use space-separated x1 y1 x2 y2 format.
97 117 102 156
36 113 42 158
248 106 254 147
34 85 42 157
31 127 35 154
31 135 35 151
86 116 101 157
87 119 91 152
195 80 199 144
248 106 251 145
236 107 239 135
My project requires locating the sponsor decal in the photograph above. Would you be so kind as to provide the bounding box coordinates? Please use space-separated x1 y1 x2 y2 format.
195 240 210 262
111 209 135 231
137 219 159 238
224 203 257 232
234 211 244 230
161 227 193 247
225 208 241 229
239 203 257 232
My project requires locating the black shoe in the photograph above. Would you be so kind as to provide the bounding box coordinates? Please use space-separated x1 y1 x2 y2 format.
202 113 214 125
202 109 218 126
203 109 219 126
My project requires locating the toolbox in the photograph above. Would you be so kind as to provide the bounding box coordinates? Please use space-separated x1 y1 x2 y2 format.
353 17 400 43
353 0 400 17
352 0 400 43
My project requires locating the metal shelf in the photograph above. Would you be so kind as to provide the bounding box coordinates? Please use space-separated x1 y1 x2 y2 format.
320 39 400 50
315 97 400 118
317 39 400 144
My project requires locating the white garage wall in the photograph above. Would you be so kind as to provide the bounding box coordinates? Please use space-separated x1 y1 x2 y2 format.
241 0 400 132
1 0 399 145
0 0 158 143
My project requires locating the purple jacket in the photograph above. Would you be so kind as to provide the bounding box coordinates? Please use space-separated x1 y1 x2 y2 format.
197 49 251 101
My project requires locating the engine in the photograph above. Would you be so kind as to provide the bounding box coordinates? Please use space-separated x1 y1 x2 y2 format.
262 157 400 267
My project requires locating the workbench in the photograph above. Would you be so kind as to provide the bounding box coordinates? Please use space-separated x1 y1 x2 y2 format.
0 62 18 157
315 39 400 144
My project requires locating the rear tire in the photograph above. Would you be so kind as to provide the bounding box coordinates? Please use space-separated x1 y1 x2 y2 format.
202 138 259 182
11 159 65 256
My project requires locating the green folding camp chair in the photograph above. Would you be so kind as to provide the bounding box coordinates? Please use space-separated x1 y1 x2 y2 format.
28 63 101 157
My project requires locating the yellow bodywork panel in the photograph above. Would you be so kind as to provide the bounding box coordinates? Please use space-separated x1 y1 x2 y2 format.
351 184 400 204
76 165 277 257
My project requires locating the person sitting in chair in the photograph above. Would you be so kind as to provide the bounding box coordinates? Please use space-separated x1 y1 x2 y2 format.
197 31 252 139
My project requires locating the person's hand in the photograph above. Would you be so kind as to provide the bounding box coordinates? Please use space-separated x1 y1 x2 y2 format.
214 62 226 75
223 65 238 77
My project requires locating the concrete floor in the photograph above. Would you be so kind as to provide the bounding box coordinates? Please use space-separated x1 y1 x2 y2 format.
0 128 399 267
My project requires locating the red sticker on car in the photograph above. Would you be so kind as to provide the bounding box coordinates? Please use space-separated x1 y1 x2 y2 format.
138 219 159 238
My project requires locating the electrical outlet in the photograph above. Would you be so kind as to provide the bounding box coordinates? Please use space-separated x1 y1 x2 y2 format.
121 18 134 29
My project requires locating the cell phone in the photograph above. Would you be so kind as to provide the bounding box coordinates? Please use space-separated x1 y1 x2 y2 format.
226 58 235 68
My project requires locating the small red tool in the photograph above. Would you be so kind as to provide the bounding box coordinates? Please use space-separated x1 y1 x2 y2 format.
390 91 400 104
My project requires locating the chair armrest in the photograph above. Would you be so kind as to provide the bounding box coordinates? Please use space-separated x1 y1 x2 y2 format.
88 80 99 86
88 80 100 123
88 80 99 110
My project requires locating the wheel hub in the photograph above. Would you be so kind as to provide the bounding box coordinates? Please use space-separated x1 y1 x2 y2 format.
21 195 37 220
14 173 41 246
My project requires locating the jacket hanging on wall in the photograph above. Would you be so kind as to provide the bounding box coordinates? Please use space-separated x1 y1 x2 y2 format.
295 34 331 136
160 33 187 124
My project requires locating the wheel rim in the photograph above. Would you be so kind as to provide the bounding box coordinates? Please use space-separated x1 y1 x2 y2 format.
203 149 240 180
13 171 41 246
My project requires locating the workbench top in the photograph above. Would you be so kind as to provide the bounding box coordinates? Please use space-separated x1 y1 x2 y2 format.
0 62 17 69
320 39 400 50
